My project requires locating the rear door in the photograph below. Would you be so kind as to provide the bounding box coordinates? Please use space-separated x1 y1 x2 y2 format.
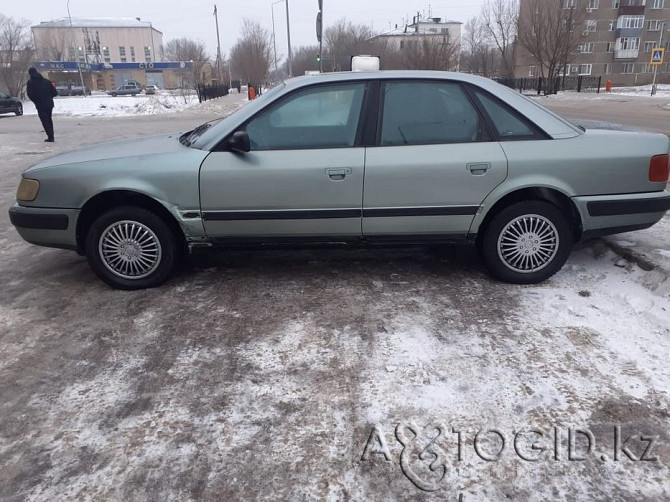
199 82 369 240
362 80 508 237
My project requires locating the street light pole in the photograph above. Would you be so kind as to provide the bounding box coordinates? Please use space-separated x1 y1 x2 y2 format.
650 21 666 96
285 0 293 77
271 0 282 76
66 0 87 96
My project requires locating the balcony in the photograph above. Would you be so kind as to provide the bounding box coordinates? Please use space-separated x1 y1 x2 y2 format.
614 48 640 58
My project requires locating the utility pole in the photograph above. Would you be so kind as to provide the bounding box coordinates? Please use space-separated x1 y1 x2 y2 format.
214 4 222 83
285 0 293 77
651 21 666 96
317 0 323 73
66 0 87 96
271 0 282 76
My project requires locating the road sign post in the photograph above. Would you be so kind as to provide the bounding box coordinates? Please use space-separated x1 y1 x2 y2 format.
650 47 665 96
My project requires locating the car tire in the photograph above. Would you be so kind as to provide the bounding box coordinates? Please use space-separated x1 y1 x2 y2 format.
85 206 178 290
111 93 117 97
14 103 23 116
480 200 573 284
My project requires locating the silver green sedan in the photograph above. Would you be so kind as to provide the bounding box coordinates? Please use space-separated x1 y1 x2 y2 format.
9 71 670 289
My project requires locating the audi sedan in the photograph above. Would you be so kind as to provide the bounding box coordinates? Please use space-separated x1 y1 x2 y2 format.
9 71 670 289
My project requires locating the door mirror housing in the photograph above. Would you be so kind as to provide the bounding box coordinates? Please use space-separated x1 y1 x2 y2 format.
225 131 251 153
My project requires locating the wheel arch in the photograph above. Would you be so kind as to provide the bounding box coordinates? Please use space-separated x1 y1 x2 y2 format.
475 187 583 243
76 190 186 255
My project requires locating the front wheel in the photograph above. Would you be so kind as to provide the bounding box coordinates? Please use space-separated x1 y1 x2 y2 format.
85 206 178 289
480 200 573 284
14 103 23 116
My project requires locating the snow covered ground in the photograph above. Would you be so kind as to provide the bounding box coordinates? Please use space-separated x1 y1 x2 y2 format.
20 89 247 117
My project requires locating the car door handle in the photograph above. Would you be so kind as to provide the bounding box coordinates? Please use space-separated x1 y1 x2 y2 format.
325 168 352 181
467 163 491 175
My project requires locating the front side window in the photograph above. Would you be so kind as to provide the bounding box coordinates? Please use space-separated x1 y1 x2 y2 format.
380 81 483 146
245 83 366 150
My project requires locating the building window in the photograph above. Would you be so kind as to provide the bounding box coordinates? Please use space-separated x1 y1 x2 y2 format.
609 20 617 30
579 64 592 75
618 37 640 50
651 0 665 7
587 0 599 8
604 63 612 74
621 63 635 73
585 20 597 32
144 46 152 62
77 46 85 62
529 65 537 77
648 20 662 31
119 46 127 62
618 15 645 29
102 47 110 63
580 42 595 53
130 46 136 62
606 42 615 52
441 28 448 34
641 63 653 73
611 0 619 7
68 47 76 61
644 41 657 51
563 0 576 8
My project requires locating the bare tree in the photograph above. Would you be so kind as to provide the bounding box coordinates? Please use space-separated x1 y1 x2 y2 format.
517 0 588 92
230 19 272 85
164 38 210 86
290 45 320 76
481 0 518 78
0 15 34 97
324 20 376 72
33 29 69 61
400 34 460 71
461 17 500 76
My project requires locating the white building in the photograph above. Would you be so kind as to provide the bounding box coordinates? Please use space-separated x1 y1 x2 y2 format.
30 18 191 90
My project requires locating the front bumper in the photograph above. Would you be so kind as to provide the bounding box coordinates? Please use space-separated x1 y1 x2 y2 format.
574 191 670 240
9 204 80 251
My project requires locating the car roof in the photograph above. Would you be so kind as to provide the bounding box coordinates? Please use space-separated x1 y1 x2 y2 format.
195 70 580 149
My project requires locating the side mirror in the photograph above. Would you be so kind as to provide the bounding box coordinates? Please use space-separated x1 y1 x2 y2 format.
226 131 251 153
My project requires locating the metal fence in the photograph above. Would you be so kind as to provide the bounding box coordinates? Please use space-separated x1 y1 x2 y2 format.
495 75 602 95
196 84 230 103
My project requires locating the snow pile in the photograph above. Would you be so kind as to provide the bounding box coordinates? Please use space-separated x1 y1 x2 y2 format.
19 90 246 118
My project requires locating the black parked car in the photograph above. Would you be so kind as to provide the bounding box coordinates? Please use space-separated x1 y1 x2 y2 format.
0 91 23 116
55 84 71 96
70 85 92 96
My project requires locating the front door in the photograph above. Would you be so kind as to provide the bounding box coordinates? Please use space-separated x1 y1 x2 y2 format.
200 82 369 240
363 80 508 237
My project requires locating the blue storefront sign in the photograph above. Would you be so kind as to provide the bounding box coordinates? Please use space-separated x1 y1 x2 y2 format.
34 61 192 72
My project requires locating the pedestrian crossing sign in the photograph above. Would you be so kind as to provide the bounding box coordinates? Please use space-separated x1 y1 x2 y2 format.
650 48 665 65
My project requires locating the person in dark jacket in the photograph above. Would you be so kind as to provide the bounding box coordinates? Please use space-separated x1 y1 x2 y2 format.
26 67 58 142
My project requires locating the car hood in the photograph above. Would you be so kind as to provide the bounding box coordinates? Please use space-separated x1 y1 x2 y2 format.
25 133 187 172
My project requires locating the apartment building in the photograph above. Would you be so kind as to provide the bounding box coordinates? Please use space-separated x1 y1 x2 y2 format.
31 18 191 90
515 0 670 86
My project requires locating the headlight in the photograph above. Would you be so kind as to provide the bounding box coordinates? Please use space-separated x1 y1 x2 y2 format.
16 178 40 202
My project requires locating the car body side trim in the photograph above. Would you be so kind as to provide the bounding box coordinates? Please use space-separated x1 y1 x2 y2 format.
8 208 69 230
587 196 670 216
363 206 479 217
202 209 362 221
202 205 480 221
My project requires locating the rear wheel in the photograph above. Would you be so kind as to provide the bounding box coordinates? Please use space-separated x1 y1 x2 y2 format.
85 206 178 289
480 200 573 284
14 103 22 116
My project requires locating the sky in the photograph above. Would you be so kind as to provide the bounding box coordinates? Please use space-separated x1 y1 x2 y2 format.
5 0 484 62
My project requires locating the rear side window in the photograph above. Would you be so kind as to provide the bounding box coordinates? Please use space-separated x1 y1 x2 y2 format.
473 91 538 140
380 81 484 146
